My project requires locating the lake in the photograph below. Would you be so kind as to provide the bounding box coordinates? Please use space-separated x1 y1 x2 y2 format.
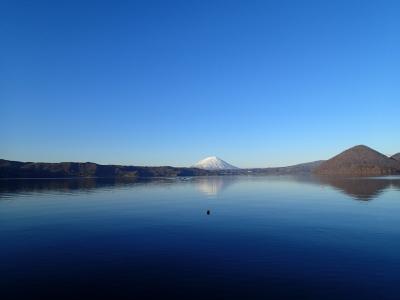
1 176 400 299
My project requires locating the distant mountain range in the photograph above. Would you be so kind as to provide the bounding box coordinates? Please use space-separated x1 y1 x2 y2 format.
0 158 323 178
1 145 399 178
0 160 210 179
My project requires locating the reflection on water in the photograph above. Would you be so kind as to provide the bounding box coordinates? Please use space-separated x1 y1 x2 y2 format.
319 178 400 201
315 176 400 201
1 175 400 201
0 177 178 198
193 176 238 196
1 175 400 299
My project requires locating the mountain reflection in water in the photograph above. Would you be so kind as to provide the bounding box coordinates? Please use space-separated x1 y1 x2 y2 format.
315 176 400 201
0 175 399 201
193 176 238 196
1 175 400 300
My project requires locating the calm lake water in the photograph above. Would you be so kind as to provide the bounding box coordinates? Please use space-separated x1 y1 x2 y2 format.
1 176 400 299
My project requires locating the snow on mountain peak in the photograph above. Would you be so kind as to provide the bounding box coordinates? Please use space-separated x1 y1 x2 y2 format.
192 156 239 170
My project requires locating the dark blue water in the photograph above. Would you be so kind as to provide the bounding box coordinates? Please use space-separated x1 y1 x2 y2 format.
1 176 400 299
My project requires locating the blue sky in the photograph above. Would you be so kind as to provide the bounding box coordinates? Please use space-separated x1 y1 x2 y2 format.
1 0 399 167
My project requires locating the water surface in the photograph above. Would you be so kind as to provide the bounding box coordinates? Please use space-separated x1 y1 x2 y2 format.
1 176 400 299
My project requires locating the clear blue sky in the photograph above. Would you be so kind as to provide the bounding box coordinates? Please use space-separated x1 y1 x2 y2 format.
1 0 399 167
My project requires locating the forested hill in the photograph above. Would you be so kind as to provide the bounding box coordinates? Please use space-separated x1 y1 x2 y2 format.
0 159 212 178
0 159 323 179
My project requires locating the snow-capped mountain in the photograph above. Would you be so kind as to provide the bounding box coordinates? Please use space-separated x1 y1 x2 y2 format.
193 156 239 170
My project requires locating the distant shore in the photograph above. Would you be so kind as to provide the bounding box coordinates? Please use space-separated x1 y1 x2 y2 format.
1 145 399 179
0 159 323 179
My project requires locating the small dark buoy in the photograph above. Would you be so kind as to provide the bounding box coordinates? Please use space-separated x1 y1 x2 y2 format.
206 210 210 215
